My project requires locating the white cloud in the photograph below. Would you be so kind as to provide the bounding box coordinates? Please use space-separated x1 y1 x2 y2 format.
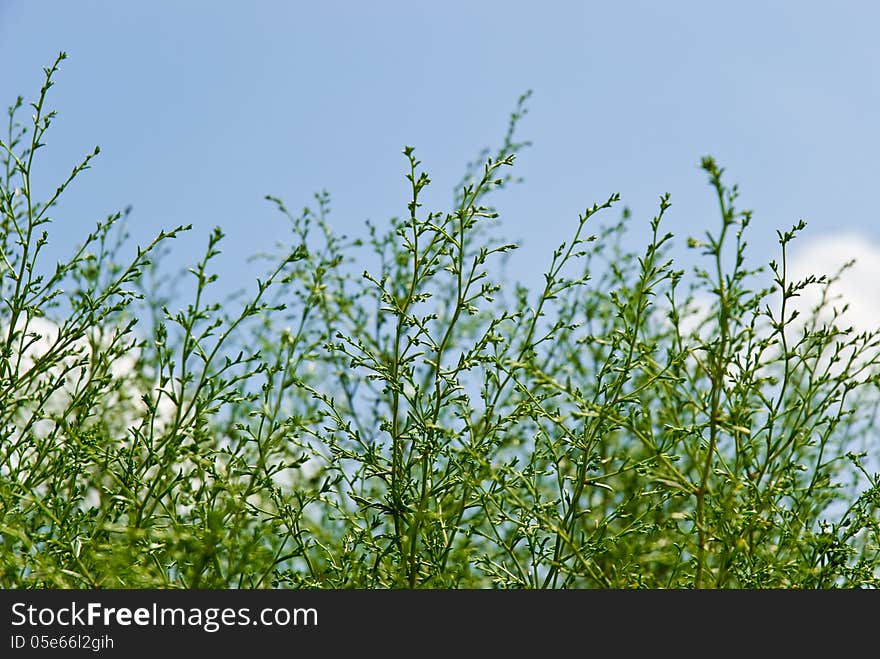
2 315 180 510
668 232 880 340
787 232 880 335
2 314 175 438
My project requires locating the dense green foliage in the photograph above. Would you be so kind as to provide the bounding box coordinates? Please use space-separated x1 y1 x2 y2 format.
2 56 878 588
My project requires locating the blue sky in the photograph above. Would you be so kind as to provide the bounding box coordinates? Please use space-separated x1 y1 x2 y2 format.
2 1 879 318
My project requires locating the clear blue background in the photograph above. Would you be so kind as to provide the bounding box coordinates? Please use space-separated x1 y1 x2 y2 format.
2 1 878 299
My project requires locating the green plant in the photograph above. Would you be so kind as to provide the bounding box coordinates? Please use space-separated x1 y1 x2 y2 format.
2 55 878 588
